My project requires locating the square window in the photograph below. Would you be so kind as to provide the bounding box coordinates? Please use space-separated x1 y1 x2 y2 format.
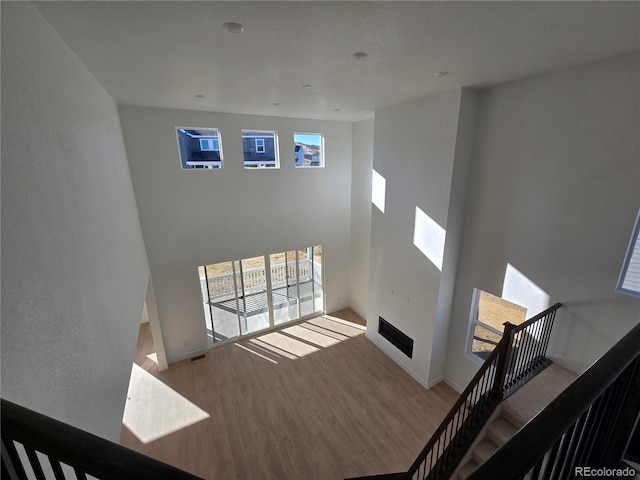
294 133 324 168
242 131 278 168
176 127 223 169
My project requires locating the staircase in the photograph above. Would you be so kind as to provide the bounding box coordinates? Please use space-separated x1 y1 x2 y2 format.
468 321 640 479
352 311 640 480
453 363 577 480
348 303 564 480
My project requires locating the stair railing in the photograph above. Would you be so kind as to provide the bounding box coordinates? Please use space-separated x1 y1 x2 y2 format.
468 320 640 480
404 303 562 480
1 398 204 480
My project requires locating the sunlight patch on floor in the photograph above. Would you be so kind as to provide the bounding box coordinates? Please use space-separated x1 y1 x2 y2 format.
122 363 209 444
234 314 366 363
255 331 320 358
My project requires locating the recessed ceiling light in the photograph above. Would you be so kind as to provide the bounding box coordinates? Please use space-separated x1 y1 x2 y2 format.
352 52 368 61
195 94 205 99
223 22 244 33
435 71 449 78
302 84 312 88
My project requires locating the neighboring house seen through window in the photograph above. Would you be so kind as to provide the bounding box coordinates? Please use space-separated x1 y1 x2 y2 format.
242 130 278 168
176 127 223 169
294 133 324 168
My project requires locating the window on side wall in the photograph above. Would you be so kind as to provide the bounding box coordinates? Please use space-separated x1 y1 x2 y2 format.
465 289 527 362
176 127 223 169
294 133 324 168
616 208 640 299
242 130 279 168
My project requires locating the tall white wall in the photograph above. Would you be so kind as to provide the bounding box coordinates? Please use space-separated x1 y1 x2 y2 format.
445 54 640 390
350 119 375 318
1 3 150 441
367 90 474 387
119 106 352 363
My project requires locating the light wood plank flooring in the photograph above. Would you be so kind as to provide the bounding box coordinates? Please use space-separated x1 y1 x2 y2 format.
120 310 459 480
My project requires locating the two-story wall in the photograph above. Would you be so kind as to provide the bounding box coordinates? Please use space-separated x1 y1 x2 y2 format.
119 106 353 363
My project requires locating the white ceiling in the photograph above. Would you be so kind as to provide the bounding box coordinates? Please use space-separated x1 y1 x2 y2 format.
34 1 640 122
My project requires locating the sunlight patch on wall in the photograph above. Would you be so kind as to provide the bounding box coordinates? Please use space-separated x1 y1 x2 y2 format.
122 363 209 444
502 263 550 319
372 169 386 213
413 206 446 271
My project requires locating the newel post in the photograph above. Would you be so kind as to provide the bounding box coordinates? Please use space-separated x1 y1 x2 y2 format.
492 322 516 400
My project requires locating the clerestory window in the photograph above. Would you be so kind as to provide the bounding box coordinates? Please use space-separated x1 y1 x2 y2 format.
176 127 223 169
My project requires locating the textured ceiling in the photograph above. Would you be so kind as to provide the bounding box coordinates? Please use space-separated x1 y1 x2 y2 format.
34 1 640 121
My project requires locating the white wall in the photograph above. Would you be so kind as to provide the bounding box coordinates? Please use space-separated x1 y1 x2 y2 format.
445 54 640 390
367 90 473 388
119 106 352 363
1 3 150 441
350 119 375 318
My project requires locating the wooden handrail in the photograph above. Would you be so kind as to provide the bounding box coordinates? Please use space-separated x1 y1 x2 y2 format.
407 334 509 475
1 399 204 480
405 303 563 479
510 302 563 333
469 320 640 480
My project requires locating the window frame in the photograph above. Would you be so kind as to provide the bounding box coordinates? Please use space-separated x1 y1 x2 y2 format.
176 126 224 170
294 132 324 168
242 130 279 169
616 208 640 299
464 288 527 365
199 138 220 152
198 244 324 347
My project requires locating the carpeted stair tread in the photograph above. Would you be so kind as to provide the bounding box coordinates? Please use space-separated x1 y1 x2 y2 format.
473 438 500 464
487 416 519 446
501 363 577 426
457 459 480 480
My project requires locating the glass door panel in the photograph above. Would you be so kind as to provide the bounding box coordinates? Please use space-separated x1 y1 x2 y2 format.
312 245 324 314
298 248 315 317
270 251 299 325
239 256 270 335
199 262 241 344
199 244 324 345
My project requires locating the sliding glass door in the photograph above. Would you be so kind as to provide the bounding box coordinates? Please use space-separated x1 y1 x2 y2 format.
198 245 324 346
270 251 299 326
239 256 270 335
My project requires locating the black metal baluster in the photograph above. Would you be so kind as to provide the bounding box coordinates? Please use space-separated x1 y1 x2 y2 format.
1 438 27 480
540 438 561 480
24 446 46 480
540 312 556 358
48 457 67 480
73 467 88 480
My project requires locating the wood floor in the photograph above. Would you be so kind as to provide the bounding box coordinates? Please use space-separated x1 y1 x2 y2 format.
120 310 459 480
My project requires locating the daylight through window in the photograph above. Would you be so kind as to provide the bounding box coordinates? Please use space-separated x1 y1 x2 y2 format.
243 130 279 168
176 127 223 169
294 133 324 168
466 289 527 361
198 245 324 345
616 208 640 298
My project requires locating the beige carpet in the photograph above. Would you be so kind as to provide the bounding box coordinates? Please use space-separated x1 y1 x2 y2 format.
502 363 578 427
